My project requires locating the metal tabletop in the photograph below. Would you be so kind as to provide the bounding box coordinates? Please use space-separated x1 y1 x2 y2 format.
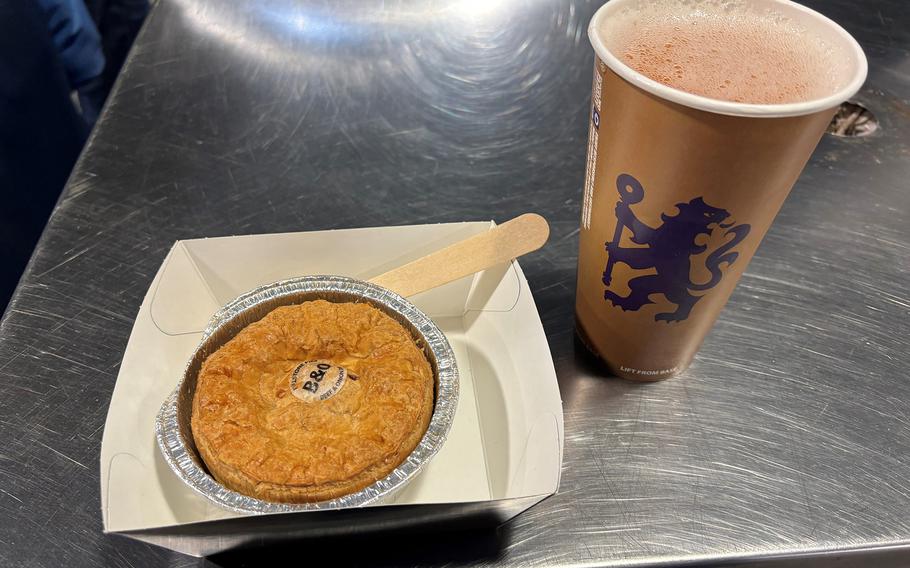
1 0 908 566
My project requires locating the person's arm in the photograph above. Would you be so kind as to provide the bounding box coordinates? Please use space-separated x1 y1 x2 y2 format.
35 0 105 90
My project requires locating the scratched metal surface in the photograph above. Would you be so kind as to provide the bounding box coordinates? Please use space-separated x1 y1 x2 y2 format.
0 0 908 566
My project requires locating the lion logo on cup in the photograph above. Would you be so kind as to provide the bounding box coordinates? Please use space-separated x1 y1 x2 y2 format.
602 174 751 323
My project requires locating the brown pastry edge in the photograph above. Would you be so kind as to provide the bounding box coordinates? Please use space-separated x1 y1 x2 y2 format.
190 370 435 504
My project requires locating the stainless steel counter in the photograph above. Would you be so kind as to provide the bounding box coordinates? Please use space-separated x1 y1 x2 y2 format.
1 0 908 566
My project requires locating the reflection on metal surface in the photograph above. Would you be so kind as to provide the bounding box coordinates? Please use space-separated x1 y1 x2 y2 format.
450 0 507 17
172 0 523 66
0 0 908 565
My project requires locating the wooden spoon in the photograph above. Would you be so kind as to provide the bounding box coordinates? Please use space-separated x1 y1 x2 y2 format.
369 213 550 297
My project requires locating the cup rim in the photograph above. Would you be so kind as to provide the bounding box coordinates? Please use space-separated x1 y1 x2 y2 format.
588 0 868 118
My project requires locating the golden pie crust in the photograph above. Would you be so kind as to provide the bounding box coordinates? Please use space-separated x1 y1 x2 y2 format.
191 300 435 503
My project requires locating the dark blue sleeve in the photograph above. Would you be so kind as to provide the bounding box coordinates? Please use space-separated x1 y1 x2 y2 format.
35 0 106 89
0 0 89 311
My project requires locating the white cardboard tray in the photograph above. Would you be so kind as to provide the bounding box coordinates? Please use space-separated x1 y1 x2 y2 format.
100 221 563 556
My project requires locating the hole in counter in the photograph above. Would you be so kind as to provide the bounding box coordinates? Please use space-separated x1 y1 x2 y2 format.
827 101 878 138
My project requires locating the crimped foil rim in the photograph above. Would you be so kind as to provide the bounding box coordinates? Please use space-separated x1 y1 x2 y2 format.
155 275 459 514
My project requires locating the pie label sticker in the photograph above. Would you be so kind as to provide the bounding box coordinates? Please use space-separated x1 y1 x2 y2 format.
289 360 348 402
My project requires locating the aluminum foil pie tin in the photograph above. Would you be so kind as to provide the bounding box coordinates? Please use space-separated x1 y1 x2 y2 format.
155 275 459 515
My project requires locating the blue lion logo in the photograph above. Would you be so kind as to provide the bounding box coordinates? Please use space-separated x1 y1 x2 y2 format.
603 174 751 323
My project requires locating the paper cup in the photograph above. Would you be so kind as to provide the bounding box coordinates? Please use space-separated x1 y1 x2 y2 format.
576 0 868 380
